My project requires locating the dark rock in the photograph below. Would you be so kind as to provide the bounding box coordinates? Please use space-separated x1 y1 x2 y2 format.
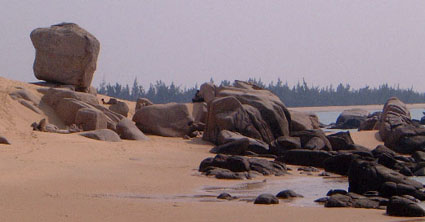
358 112 381 131
333 109 369 129
324 153 355 176
348 159 422 195
412 151 425 162
277 149 333 168
352 198 380 209
414 167 425 176
276 190 303 199
326 189 348 196
210 139 249 155
314 197 329 203
371 145 396 158
297 166 319 172
324 194 352 207
319 171 331 177
291 129 332 151
0 136 10 145
386 196 425 217
269 136 301 155
326 131 354 151
254 194 279 205
248 158 287 176
217 193 233 200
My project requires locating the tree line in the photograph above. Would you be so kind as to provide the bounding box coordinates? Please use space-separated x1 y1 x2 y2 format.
97 78 425 107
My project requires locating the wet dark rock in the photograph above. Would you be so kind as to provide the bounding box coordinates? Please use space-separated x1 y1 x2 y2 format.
379 182 425 201
297 166 319 172
291 129 332 151
363 191 380 197
333 109 369 129
276 149 333 168
210 139 249 155
0 136 10 145
412 151 425 162
352 198 380 209
269 136 301 155
358 112 381 131
326 189 348 196
371 145 396 158
217 130 270 155
324 194 352 207
314 197 329 203
276 190 304 199
217 193 233 200
348 159 423 195
326 131 354 151
199 154 287 179
254 193 279 205
248 158 287 176
319 171 331 177
386 196 425 217
414 167 425 176
323 153 355 176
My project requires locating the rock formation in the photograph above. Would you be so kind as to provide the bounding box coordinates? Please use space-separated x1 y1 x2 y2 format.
30 23 100 91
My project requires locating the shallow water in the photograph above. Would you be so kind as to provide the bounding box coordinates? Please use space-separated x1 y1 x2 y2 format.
92 176 348 207
316 108 424 125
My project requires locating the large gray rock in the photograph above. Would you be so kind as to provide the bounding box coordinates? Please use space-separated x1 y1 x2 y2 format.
378 97 425 154
75 108 108 131
203 81 291 144
30 23 100 91
40 88 98 109
289 110 320 131
132 103 194 137
198 82 216 103
116 118 148 140
80 129 121 142
109 101 129 117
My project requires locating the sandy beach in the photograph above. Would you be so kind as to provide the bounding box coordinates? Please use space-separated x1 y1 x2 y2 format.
0 77 423 221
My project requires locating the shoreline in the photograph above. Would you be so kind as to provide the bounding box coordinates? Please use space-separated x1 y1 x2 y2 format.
289 103 425 112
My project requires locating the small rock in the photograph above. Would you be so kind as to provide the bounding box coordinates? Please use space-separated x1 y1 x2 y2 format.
276 190 303 199
254 194 279 205
217 193 233 200
386 196 425 217
0 136 10 145
326 189 348 196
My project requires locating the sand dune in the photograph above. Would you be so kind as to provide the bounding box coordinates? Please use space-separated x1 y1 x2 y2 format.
0 77 421 221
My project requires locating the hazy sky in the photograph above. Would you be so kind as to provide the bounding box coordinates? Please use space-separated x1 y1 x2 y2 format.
1 1 425 91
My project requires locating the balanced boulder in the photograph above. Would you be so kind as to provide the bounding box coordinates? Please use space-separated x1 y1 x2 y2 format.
80 129 121 142
30 23 100 91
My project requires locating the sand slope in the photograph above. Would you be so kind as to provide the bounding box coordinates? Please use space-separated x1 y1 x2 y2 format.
0 77 421 221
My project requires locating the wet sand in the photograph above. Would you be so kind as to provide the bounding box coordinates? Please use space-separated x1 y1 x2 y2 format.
0 77 423 221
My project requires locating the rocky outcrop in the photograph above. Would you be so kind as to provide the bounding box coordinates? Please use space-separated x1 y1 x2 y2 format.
358 112 381 131
133 103 194 137
75 108 108 131
30 23 100 91
80 129 121 142
116 118 148 140
348 159 423 196
203 81 291 144
379 97 425 154
199 154 287 179
9 88 42 114
386 196 425 217
109 101 129 117
135 98 153 111
332 109 369 129
289 110 320 131
198 82 216 103
254 194 279 205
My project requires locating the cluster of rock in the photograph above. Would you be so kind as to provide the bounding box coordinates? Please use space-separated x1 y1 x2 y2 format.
193 82 425 217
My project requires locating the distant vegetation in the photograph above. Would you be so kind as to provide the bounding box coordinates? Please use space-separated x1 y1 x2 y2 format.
97 78 425 107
